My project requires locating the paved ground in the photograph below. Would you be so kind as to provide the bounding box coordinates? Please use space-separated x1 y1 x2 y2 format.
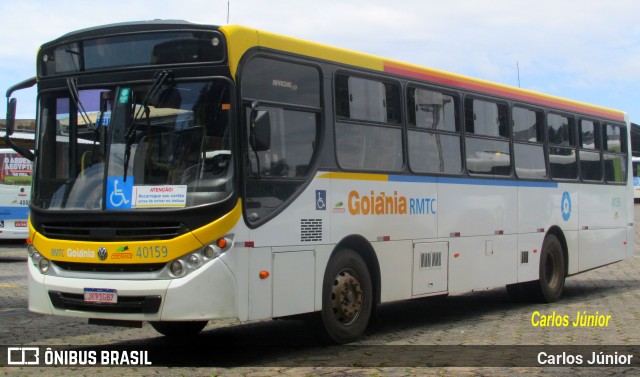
2 206 640 376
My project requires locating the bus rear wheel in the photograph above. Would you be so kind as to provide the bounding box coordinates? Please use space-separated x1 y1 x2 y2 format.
320 249 373 344
536 234 565 303
150 320 208 337
506 234 565 303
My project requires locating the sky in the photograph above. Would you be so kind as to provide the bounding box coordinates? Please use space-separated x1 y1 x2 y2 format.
1 0 640 124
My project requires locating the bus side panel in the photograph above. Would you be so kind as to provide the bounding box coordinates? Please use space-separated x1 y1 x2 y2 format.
163 258 237 320
551 185 580 275
438 182 517 238
248 247 272 321
314 245 333 311
28 262 52 315
518 186 554 234
272 249 315 317
448 235 517 293
412 241 448 297
579 184 626 230
248 180 331 248
579 229 626 272
517 184 554 282
516 233 544 283
578 183 627 272
375 240 413 303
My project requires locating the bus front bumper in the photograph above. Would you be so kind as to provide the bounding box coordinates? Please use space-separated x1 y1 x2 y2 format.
27 257 238 322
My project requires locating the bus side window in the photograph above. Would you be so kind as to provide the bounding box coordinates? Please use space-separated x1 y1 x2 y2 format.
464 98 511 176
407 86 461 175
578 119 602 182
603 123 627 183
513 106 546 179
547 113 578 180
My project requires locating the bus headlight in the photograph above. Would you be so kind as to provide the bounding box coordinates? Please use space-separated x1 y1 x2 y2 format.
166 234 234 279
31 251 43 266
29 248 51 275
203 245 221 259
187 254 201 269
169 260 185 277
27 243 37 256
38 258 51 274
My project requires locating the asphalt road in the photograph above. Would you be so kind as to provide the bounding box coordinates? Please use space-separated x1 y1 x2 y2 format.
2 206 640 376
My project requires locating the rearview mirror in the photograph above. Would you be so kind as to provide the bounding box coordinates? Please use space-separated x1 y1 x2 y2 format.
4 76 37 161
5 98 16 136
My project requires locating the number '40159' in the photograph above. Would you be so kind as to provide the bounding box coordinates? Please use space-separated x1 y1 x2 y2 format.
136 245 168 259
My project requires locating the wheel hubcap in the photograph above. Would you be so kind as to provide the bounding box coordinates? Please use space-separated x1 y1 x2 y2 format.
331 270 363 325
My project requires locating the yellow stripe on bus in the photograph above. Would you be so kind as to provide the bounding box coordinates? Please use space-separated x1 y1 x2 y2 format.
219 25 624 122
220 25 384 78
317 172 388 181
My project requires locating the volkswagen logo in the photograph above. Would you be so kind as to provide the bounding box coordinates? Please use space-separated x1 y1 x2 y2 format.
97 247 108 261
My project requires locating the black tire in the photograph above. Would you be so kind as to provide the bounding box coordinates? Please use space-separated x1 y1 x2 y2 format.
506 235 565 303
150 320 208 337
320 249 373 344
534 234 565 303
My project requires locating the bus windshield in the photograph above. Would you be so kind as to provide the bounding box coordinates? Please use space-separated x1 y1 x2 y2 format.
33 79 233 210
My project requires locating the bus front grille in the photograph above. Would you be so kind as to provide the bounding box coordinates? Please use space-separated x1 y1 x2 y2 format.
39 222 187 241
48 291 162 314
52 261 166 273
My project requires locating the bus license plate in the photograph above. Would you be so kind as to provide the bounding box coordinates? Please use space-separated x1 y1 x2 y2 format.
84 288 118 304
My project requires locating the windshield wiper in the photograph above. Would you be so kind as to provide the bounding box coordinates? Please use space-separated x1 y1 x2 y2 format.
88 92 111 169
66 77 93 129
122 70 172 181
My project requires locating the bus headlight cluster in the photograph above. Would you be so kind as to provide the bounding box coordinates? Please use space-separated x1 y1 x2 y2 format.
169 260 185 277
167 235 233 278
28 244 51 275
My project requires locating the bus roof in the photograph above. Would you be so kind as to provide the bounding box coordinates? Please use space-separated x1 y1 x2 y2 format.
36 21 626 124
220 25 626 123
44 20 204 47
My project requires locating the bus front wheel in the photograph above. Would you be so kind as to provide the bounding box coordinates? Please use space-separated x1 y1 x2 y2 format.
150 320 208 337
320 249 373 344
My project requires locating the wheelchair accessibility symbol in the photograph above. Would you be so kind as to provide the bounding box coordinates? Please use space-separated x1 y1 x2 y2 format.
107 177 134 209
316 190 326 211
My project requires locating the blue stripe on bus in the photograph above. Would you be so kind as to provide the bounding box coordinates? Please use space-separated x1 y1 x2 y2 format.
388 175 438 183
0 206 30 220
516 180 559 188
388 175 558 188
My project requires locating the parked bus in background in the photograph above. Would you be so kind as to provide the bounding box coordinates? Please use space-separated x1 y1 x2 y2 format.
0 139 32 240
4 21 633 343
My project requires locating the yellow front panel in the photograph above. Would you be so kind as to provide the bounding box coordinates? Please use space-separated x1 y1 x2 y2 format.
28 200 243 264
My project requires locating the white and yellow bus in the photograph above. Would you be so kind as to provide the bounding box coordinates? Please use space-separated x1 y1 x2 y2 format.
5 21 633 343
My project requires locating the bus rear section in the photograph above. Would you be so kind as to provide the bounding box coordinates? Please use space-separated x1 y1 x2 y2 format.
632 156 640 202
